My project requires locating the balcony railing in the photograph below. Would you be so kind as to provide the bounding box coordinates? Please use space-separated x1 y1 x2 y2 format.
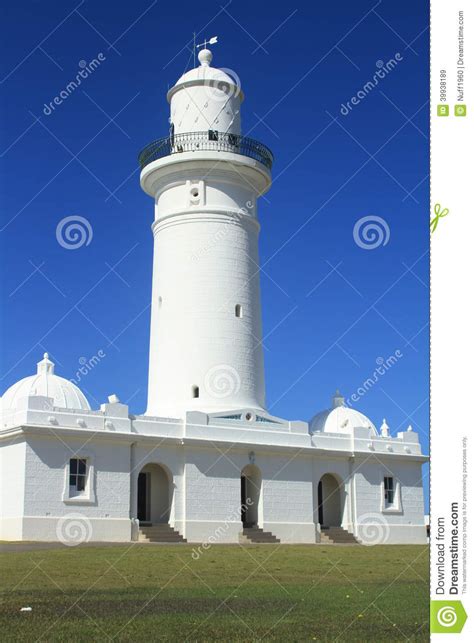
138 130 273 171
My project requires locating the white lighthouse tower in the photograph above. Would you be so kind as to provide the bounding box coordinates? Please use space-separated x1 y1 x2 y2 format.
140 45 273 418
0 41 428 548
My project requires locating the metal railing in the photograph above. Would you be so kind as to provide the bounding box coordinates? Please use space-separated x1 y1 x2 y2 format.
138 130 273 171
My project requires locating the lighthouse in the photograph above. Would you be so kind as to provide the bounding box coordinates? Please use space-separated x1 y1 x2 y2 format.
0 41 428 548
139 45 273 418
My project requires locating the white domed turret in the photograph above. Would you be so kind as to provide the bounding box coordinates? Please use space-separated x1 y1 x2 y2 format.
1 353 91 412
167 47 243 136
310 390 377 436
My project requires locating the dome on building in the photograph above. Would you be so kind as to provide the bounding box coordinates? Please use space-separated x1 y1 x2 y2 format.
309 390 377 436
167 48 243 102
1 353 91 412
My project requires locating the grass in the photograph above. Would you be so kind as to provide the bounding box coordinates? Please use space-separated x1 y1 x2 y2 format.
0 544 429 641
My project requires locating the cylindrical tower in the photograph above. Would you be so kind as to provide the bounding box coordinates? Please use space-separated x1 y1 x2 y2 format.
139 48 273 418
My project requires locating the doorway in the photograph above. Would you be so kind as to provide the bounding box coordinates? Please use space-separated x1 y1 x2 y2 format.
137 463 172 524
137 472 149 522
317 474 342 527
241 465 262 527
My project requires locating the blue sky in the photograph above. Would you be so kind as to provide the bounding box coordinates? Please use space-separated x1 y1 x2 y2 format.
0 1 429 503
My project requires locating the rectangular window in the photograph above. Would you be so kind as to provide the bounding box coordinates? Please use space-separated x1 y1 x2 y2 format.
208 129 219 141
70 458 87 493
384 476 394 506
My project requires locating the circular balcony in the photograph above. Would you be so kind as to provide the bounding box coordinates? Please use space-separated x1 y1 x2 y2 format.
138 131 273 171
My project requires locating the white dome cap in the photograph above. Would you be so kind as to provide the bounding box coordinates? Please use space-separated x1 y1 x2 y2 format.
310 390 377 436
167 51 243 103
1 353 91 412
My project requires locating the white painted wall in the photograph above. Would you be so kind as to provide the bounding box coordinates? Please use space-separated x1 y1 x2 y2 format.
0 427 427 544
19 436 131 542
353 458 426 544
179 448 317 544
170 83 241 136
146 194 266 418
183 448 241 542
0 440 25 540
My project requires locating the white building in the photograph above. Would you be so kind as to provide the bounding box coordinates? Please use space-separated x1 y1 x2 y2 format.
0 47 427 545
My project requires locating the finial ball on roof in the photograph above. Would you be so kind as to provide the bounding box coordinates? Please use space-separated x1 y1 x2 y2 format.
198 48 212 67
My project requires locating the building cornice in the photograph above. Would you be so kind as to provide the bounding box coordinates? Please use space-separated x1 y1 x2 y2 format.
0 423 429 463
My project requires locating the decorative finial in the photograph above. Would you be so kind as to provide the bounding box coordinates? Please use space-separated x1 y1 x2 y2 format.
332 389 345 408
198 48 212 67
37 352 54 375
407 424 413 432
380 418 390 438
196 35 218 67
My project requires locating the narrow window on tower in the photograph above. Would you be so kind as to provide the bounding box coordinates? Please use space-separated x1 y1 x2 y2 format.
235 304 243 318
192 385 200 398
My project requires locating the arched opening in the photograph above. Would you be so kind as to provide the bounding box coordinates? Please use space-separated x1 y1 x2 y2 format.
137 463 172 524
317 473 342 528
241 464 261 527
192 385 199 398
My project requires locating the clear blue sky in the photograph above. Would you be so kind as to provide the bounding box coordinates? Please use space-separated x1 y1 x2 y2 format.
0 1 429 504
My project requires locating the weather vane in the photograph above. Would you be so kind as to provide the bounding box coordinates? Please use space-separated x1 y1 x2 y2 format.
196 35 218 49
193 34 218 66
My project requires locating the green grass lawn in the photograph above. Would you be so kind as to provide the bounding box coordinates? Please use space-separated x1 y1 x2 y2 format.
0 544 428 641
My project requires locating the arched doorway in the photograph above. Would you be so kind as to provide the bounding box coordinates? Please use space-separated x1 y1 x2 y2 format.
241 464 261 527
318 474 342 527
137 463 172 524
